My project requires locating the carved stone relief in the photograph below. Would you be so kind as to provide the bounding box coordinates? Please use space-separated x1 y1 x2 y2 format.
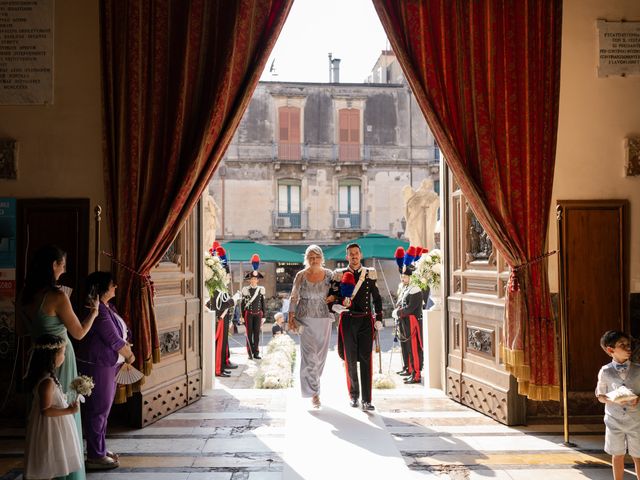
626 136 640 177
159 329 181 356
465 207 496 264
466 326 494 356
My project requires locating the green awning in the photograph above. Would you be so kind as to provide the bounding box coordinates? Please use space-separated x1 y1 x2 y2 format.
220 239 304 263
322 234 409 261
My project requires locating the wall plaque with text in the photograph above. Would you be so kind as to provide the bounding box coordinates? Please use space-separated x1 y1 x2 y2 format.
597 20 640 78
0 0 54 104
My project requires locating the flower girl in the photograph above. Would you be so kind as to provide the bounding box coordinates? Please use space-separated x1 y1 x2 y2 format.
24 334 83 480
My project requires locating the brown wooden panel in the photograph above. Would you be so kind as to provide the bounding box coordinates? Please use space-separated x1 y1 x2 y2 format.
559 200 628 392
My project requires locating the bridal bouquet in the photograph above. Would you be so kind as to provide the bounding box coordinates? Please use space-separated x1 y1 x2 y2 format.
204 251 230 297
411 249 442 291
68 375 94 403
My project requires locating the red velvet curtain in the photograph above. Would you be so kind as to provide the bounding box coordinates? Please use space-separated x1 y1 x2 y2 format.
373 0 562 400
100 0 293 378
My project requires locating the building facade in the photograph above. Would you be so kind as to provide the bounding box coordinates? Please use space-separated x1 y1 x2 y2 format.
209 77 440 248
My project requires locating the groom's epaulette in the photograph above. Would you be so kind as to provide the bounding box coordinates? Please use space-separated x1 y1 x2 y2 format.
364 267 377 280
332 269 345 282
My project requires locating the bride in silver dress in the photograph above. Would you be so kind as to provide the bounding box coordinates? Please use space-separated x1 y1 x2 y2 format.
288 245 334 408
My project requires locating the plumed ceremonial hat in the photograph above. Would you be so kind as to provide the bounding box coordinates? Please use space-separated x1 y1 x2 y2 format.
244 270 264 280
401 263 416 275
395 245 425 275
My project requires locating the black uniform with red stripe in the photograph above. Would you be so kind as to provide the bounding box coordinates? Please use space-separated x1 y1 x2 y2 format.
395 284 411 371
396 284 424 381
241 285 265 358
207 290 235 375
329 267 383 404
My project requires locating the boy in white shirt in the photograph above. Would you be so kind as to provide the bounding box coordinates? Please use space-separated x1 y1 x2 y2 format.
596 330 640 479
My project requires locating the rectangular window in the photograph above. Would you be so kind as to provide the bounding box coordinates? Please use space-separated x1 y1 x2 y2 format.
278 107 301 160
338 109 360 161
338 185 360 214
338 184 361 228
278 184 300 214
277 182 301 229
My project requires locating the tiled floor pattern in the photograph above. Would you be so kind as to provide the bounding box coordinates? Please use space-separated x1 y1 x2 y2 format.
1 331 637 479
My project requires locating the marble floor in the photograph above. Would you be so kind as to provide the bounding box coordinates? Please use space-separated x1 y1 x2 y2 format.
0 329 635 479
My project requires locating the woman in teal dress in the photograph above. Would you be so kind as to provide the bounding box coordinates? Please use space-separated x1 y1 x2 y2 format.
22 245 99 480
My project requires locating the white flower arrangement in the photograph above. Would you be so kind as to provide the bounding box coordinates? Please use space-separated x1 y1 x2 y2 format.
373 373 395 389
410 249 442 291
204 251 231 297
255 334 296 389
68 375 94 403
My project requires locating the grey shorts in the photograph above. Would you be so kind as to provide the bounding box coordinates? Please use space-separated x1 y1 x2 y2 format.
605 416 640 457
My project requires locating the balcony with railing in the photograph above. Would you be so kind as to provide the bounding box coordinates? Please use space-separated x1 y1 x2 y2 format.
276 142 303 161
224 142 440 166
272 211 308 231
338 143 361 161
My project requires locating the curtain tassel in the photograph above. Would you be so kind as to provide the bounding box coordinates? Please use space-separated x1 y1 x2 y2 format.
508 271 520 292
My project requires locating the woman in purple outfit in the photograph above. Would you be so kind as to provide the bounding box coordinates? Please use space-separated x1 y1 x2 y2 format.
76 271 135 470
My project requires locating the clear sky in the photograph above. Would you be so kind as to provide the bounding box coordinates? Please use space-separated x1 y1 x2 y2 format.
260 0 390 84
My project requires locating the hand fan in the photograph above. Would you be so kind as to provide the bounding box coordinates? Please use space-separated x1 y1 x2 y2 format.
115 363 145 385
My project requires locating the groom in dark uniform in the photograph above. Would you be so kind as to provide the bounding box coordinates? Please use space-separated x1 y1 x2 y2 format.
329 243 384 411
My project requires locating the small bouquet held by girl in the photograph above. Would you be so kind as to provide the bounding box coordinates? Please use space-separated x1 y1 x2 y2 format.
23 334 84 480
68 374 95 403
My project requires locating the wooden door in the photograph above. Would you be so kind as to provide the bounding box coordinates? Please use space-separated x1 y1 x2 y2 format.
124 209 203 427
338 108 360 161
16 198 90 312
558 201 628 404
446 171 525 425
9 198 90 417
278 106 301 160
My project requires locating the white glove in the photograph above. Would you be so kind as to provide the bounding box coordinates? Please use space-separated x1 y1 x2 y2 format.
332 304 348 314
261 317 266 325
374 320 384 331
232 292 242 303
392 309 398 320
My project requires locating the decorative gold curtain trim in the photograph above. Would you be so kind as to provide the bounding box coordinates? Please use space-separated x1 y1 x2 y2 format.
143 356 155 376
152 347 161 364
518 382 560 402
503 345 560 401
502 347 530 378
114 383 135 405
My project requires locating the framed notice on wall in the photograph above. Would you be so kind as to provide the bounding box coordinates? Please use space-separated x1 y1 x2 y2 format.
597 20 640 78
0 0 54 105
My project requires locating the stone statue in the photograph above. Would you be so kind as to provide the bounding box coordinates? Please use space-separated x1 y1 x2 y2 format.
402 178 440 250
203 192 219 251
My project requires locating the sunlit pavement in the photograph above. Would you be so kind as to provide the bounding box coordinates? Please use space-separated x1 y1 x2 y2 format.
0 324 634 479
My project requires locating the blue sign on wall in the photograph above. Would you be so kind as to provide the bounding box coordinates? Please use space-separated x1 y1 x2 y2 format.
0 198 17 268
